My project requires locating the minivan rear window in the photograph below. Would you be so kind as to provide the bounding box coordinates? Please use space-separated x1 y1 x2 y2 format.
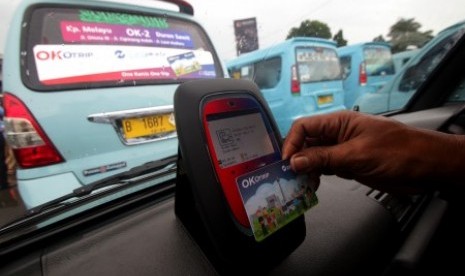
363 46 395 76
295 47 341 83
23 6 222 90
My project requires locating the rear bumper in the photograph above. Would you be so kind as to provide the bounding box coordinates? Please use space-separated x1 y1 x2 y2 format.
17 172 82 209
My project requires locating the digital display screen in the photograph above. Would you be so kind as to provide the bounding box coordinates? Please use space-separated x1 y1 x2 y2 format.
207 112 274 168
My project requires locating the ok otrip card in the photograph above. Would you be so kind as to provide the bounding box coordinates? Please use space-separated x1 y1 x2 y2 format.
236 159 318 242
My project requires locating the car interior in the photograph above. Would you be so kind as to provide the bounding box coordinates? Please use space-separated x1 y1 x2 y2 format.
1 7 465 276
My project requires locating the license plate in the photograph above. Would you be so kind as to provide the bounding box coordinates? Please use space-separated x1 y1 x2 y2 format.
122 113 176 139
317 95 334 105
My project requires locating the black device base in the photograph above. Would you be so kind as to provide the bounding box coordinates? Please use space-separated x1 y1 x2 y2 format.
175 152 306 275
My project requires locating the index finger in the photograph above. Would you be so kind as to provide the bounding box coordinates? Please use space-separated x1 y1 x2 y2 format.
282 111 355 159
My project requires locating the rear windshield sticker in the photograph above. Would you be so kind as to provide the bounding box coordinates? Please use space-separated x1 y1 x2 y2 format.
167 51 201 76
61 21 194 48
33 44 216 85
79 10 169 29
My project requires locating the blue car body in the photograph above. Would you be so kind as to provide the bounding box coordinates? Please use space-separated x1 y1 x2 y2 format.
2 0 224 208
338 42 396 109
227 37 346 136
392 49 420 73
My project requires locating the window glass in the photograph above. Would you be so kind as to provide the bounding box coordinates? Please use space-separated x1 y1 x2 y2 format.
229 64 253 80
399 29 465 92
340 56 351 79
229 57 281 89
296 47 341 82
363 46 395 76
2 0 465 250
24 7 222 91
447 75 465 102
252 57 281 89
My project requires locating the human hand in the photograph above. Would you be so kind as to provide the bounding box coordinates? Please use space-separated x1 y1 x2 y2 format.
282 111 465 193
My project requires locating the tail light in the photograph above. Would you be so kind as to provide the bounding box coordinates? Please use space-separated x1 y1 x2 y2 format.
291 65 300 94
3 93 64 168
359 62 367 86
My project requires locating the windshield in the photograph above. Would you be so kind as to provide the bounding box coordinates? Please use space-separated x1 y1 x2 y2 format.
1 0 465 245
363 45 395 76
25 7 220 90
398 28 465 92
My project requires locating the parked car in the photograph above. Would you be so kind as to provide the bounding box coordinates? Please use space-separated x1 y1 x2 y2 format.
338 42 396 109
392 48 420 73
226 37 345 136
2 0 224 208
355 20 465 114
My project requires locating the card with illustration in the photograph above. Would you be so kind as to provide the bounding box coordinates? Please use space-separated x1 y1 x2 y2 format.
236 159 318 242
167 51 202 76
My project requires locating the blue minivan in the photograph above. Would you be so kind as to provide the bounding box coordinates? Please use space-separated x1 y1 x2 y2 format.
354 20 465 114
2 0 224 208
338 42 396 109
226 37 346 136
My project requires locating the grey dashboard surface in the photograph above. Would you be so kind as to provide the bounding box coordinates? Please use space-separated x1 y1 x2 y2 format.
38 104 463 275
390 104 461 130
34 176 399 276
2 105 461 276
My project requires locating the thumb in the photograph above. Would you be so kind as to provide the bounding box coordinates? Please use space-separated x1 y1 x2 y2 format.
289 155 311 173
290 145 343 174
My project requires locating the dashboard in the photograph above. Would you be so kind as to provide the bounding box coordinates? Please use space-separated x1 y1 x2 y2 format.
1 104 461 275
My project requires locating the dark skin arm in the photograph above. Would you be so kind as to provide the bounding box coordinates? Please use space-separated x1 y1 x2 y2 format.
282 111 465 193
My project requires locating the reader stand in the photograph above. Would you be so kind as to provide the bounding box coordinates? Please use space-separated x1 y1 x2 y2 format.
175 151 306 275
173 79 306 275
175 151 229 273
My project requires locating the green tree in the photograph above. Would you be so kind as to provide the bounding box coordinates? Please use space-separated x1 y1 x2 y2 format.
388 18 433 53
373 35 386 42
286 20 332 39
333 29 348 47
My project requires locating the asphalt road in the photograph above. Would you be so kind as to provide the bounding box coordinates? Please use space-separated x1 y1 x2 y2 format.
0 175 26 228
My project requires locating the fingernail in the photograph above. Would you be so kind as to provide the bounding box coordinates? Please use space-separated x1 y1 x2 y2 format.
292 156 309 172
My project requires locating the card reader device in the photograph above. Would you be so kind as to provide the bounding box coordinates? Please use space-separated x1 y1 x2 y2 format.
174 79 313 274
